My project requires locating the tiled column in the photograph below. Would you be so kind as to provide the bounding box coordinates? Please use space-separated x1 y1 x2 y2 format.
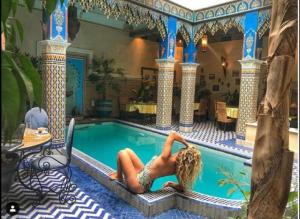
156 16 177 130
236 10 264 144
155 59 175 130
39 0 69 148
179 63 198 132
236 59 264 144
39 40 70 148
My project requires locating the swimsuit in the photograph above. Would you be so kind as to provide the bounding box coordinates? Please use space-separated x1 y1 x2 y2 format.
136 156 157 192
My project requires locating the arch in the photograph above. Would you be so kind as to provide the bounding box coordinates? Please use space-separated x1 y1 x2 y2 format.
237 2 248 12
215 7 225 17
179 9 185 18
250 0 262 8
154 0 163 10
186 11 193 21
193 16 245 45
205 10 214 19
163 3 170 13
177 25 191 45
171 6 178 15
226 4 236 14
196 12 205 21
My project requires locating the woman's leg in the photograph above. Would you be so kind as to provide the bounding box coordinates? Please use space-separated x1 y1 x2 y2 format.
110 148 144 180
110 151 123 181
124 148 144 172
117 150 143 193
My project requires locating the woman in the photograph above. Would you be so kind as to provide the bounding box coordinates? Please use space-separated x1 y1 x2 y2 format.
109 131 202 194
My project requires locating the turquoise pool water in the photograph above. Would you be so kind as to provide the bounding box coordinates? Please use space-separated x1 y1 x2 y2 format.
73 122 250 200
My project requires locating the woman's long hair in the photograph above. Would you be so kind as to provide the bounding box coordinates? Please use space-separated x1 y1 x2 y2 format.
175 145 202 191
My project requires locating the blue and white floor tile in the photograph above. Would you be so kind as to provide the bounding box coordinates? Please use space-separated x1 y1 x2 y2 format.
1 170 114 219
1 165 206 219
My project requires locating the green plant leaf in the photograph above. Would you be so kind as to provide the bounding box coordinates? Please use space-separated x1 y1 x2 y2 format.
288 191 298 203
46 0 57 16
9 54 34 107
24 0 35 12
227 187 236 197
1 65 21 142
218 179 227 187
11 0 19 16
1 0 12 24
18 54 42 105
14 19 23 43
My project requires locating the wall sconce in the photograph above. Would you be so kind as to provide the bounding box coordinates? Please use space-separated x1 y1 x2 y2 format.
221 56 228 78
201 35 208 52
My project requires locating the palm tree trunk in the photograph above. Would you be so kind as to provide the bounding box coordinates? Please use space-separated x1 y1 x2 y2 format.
248 0 297 218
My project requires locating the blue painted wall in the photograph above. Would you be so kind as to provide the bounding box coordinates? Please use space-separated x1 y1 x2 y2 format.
66 56 85 115
243 11 258 59
183 41 197 63
159 16 177 59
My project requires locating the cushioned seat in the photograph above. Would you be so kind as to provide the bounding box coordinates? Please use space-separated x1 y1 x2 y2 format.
32 155 68 170
25 107 52 152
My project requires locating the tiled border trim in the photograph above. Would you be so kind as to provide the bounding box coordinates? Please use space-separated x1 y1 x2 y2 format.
114 119 252 159
71 147 243 218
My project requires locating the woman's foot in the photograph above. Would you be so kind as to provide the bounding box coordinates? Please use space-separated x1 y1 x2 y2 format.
109 172 122 181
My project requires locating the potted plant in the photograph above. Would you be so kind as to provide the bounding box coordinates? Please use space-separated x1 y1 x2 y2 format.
222 90 239 106
197 88 212 101
88 56 125 117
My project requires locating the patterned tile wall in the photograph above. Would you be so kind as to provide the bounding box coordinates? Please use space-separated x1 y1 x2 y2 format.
155 59 175 130
236 59 264 139
179 63 198 132
40 40 70 148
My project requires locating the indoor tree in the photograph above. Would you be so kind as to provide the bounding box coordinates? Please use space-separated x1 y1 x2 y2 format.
248 0 297 218
88 55 125 117
1 0 61 142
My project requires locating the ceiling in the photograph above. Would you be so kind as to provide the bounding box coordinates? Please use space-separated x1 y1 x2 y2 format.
169 0 236 10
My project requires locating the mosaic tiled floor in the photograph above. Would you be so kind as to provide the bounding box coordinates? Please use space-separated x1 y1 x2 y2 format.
1 170 114 219
1 165 206 219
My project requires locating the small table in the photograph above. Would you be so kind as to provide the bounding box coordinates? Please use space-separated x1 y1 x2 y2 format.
226 107 239 119
13 129 52 204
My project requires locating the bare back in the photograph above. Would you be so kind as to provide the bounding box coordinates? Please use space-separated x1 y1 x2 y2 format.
147 153 178 180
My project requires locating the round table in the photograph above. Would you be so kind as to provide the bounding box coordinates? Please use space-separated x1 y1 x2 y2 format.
14 129 52 205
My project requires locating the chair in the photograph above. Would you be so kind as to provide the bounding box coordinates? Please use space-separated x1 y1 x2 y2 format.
216 104 235 131
194 99 208 121
30 118 76 205
25 107 52 153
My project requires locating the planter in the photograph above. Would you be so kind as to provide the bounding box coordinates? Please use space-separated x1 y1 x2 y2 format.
95 99 113 117
1 152 19 195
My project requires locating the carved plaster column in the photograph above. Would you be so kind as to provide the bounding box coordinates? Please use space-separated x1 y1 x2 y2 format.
179 63 198 132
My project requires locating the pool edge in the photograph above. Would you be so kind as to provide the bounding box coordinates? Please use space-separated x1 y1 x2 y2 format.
70 147 243 218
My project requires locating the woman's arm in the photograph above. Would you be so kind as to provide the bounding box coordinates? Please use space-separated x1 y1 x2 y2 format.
163 181 184 192
161 132 189 159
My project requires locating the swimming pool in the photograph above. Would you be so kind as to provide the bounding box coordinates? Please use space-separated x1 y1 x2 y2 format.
73 122 250 200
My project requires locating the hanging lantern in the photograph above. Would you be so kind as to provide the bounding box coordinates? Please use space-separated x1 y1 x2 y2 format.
201 35 208 52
